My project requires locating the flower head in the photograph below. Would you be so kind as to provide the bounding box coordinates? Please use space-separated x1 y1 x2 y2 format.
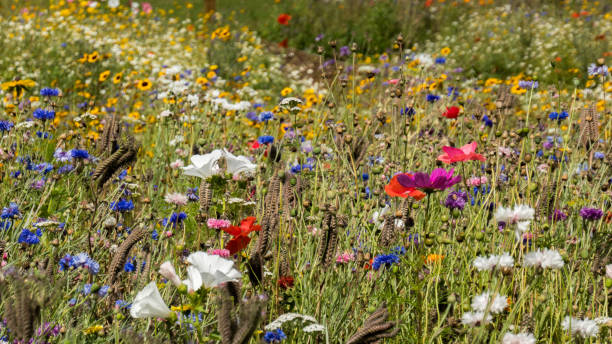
444 191 468 210
182 149 256 179
441 106 460 119
164 193 188 206
396 168 461 193
372 254 400 271
437 142 485 164
523 249 564 269
384 174 426 200
183 251 242 292
130 282 172 318
501 332 537 344
159 261 182 287
277 14 291 26
579 207 603 220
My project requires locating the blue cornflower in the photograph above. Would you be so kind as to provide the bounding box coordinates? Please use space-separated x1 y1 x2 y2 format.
18 228 42 245
426 94 440 103
548 111 569 121
33 108 55 121
392 246 407 255
68 298 77 306
518 80 538 90
82 284 92 296
84 257 100 275
40 88 60 97
447 86 459 100
36 131 51 139
400 107 415 116
1 202 20 219
34 162 54 174
435 57 446 64
362 173 369 182
186 187 199 201
54 148 73 162
594 152 605 159
124 257 136 272
259 111 274 122
246 111 258 122
58 164 74 174
372 254 400 271
162 212 187 228
118 169 127 180
482 115 493 127
70 149 90 159
0 120 13 132
98 285 110 297
110 199 134 212
258 135 274 144
588 63 608 76
152 229 159 240
0 220 12 230
263 329 287 343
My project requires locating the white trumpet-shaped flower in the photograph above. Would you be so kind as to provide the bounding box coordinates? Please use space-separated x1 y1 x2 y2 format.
182 251 242 292
158 261 182 287
130 282 172 319
182 149 256 179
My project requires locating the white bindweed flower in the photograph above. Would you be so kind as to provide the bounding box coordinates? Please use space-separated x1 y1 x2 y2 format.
470 292 508 314
523 249 564 269
501 332 537 344
461 311 492 326
182 251 241 292
158 261 182 287
606 264 612 279
108 0 120 8
182 149 256 179
130 282 172 318
561 316 600 338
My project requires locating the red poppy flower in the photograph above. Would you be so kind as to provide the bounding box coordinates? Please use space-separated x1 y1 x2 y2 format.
277 14 291 25
248 140 260 151
278 276 294 289
442 106 460 119
385 174 426 200
221 216 261 255
571 12 580 18
279 38 288 48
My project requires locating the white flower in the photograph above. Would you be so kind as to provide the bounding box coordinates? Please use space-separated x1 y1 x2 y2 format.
183 252 241 292
606 264 612 279
470 292 508 314
108 0 120 8
187 94 199 106
130 282 172 318
182 149 256 179
164 192 188 206
158 261 182 287
461 311 492 326
501 332 536 344
473 252 514 271
265 313 325 333
562 316 600 338
15 121 37 129
523 249 564 269
494 204 534 240
159 110 173 119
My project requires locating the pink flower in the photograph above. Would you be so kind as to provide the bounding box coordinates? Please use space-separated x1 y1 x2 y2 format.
164 193 188 206
170 159 184 169
437 141 485 164
467 176 488 187
142 2 152 14
207 248 230 258
207 218 231 229
388 79 399 85
336 252 355 264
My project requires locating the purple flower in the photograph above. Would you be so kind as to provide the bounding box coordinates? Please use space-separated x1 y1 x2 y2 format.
551 209 567 221
397 168 461 193
579 207 603 220
444 191 467 210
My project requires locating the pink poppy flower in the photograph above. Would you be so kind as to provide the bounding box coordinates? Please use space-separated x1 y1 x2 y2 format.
437 141 486 164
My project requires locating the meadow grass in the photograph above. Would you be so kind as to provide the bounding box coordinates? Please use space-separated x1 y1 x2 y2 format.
0 1 610 344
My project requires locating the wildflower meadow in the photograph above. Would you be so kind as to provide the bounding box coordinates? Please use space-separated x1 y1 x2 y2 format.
0 0 610 343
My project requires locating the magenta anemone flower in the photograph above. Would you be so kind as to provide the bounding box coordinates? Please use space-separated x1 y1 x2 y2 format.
397 168 461 193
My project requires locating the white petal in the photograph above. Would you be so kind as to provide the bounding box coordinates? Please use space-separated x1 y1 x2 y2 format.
130 282 171 318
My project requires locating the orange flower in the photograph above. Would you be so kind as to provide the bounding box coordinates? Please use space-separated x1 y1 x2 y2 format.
425 254 444 264
277 13 291 25
384 174 426 200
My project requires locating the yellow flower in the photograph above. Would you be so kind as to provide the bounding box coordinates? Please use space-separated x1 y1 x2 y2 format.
87 51 100 63
510 84 526 95
196 77 209 85
78 53 88 63
281 87 293 96
82 325 103 335
440 47 451 56
98 70 111 82
206 71 216 79
137 79 152 91
112 72 123 84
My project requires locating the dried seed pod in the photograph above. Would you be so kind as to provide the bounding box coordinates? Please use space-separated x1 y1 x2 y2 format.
345 303 399 344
